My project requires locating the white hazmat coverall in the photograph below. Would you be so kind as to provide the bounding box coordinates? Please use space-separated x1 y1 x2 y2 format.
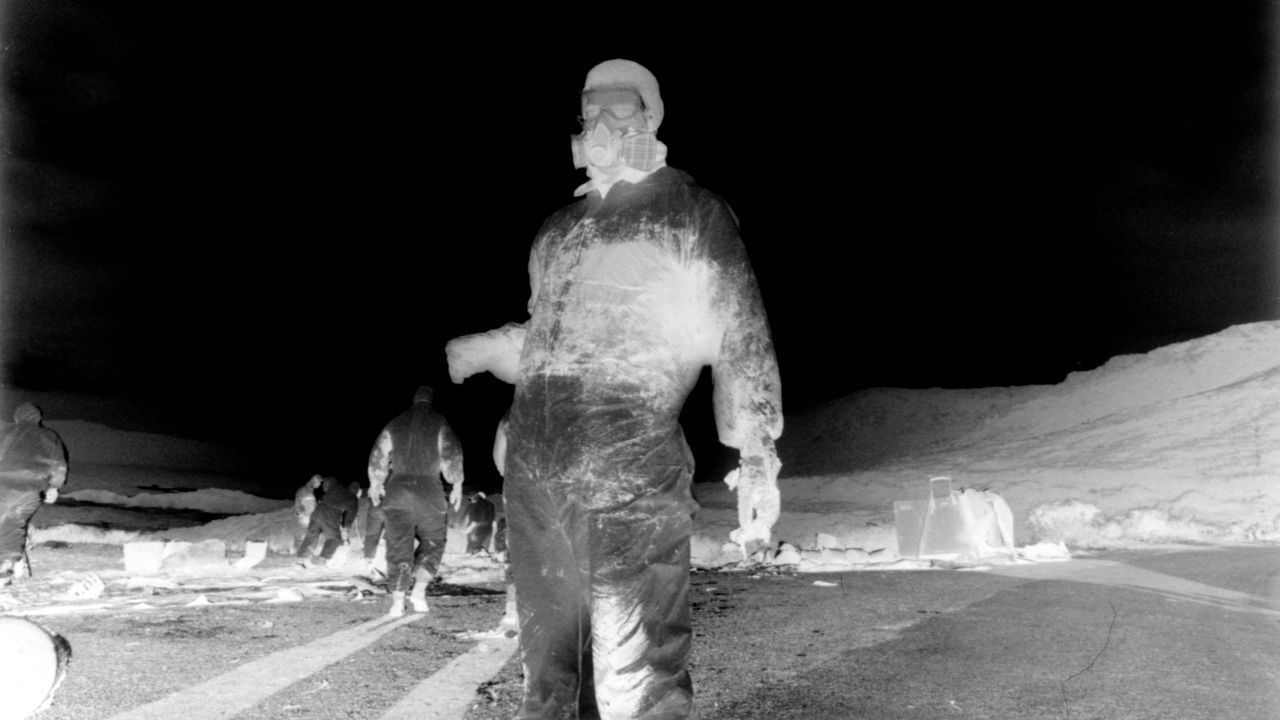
450 163 782 719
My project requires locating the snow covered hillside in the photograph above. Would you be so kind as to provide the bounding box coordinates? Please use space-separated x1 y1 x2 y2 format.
704 319 1280 559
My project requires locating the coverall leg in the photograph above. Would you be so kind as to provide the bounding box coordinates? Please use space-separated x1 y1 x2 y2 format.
413 495 448 578
0 488 42 579
383 489 448 594
508 478 597 718
382 508 419 594
590 495 694 720
506 379 696 720
362 503 386 561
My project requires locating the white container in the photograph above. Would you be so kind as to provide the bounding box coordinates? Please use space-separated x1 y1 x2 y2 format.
122 541 166 574
894 476 1014 560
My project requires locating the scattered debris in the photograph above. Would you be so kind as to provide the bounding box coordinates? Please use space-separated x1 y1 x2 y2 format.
264 589 305 604
60 574 105 600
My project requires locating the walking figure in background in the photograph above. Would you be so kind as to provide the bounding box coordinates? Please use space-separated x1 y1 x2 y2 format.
355 485 387 574
296 475 360 568
0 402 69 585
458 491 497 555
447 59 782 719
293 474 321 530
366 386 465 617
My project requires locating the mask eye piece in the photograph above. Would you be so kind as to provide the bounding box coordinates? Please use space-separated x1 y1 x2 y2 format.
581 89 644 123
605 102 639 119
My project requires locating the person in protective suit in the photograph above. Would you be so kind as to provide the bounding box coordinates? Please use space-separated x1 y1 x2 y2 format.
446 59 782 720
0 403 69 585
293 474 321 529
458 491 497 555
296 475 359 567
366 386 465 617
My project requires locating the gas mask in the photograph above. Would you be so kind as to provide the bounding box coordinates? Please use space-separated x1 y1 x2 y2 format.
571 122 660 172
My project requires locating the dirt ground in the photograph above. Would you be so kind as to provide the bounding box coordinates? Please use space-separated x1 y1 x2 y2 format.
12 541 962 719
457 566 1021 720
4 541 509 720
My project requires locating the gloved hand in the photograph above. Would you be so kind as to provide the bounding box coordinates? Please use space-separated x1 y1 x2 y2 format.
445 323 526 385
340 526 349 543
724 437 782 560
449 483 464 512
42 488 58 505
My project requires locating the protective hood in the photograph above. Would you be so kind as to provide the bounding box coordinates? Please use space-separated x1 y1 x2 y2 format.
13 403 41 425
572 60 670 198
583 59 663 133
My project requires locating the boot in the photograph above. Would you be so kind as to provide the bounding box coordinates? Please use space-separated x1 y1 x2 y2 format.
409 567 431 613
387 591 406 618
500 583 518 630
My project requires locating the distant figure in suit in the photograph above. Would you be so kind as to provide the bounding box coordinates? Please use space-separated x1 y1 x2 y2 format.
296 475 359 567
293 474 321 529
0 402 68 585
367 386 465 617
458 491 497 555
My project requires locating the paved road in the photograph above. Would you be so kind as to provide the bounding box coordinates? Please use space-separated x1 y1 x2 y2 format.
101 614 518 720
689 546 1280 720
24 545 1280 719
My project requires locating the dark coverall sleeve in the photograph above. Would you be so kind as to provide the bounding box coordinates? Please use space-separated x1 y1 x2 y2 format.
437 423 465 487
700 197 784 454
0 426 69 492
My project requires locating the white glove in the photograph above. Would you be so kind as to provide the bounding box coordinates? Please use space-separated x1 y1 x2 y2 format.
368 476 385 507
449 483 464 512
724 440 782 559
445 324 525 384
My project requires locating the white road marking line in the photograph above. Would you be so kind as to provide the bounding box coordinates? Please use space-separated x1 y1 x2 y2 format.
104 613 426 720
380 627 519 720
991 559 1280 616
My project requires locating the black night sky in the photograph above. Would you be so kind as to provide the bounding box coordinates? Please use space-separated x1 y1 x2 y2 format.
2 4 1275 494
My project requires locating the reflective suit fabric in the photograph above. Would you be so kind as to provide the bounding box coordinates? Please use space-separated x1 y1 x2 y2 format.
0 418 68 577
507 167 782 720
368 403 464 593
